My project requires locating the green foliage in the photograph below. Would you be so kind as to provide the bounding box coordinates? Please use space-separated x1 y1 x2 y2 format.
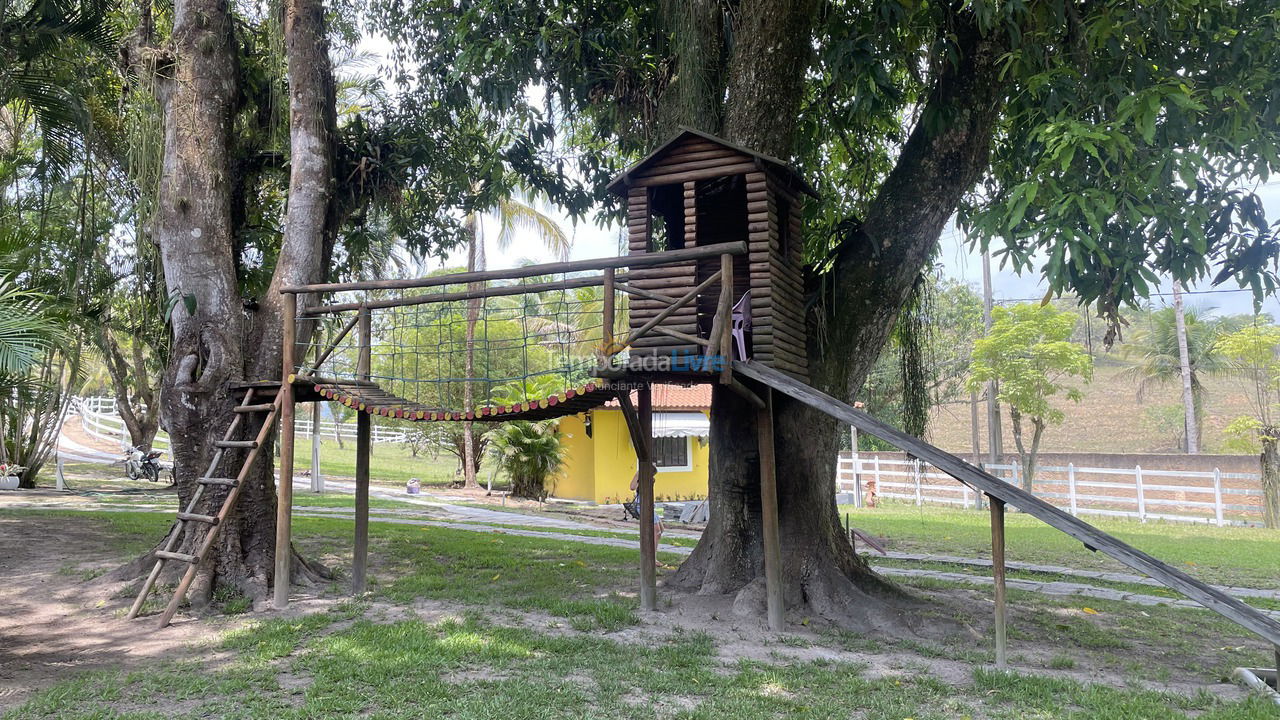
0 275 63 380
367 0 1280 327
861 273 984 447
1221 416 1264 455
0 0 118 169
963 0 1280 325
969 304 1094 425
1214 323 1280 431
1124 306 1240 398
486 420 564 501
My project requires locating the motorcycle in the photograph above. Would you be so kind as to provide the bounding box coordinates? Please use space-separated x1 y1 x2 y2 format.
123 446 172 483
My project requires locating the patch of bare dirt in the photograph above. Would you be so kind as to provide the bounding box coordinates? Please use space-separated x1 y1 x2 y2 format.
0 514 238 711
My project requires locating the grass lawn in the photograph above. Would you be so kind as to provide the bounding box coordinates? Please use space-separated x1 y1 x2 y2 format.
840 502 1280 588
4 508 1278 719
290 439 509 488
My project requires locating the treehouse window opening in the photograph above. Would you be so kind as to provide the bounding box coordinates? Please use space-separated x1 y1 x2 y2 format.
647 183 685 252
694 175 747 246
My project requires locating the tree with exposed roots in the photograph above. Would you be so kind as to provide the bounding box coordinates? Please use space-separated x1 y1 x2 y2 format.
112 0 341 606
366 0 1280 628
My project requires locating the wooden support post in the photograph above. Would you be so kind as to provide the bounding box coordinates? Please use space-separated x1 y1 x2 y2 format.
638 384 657 611
1067 462 1077 516
1213 468 1225 527
719 253 734 384
273 294 297 610
758 388 785 631
353 305 371 595
602 268 616 356
990 496 1008 669
311 342 322 493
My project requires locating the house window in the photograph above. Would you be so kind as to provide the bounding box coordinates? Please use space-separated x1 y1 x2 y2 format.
653 436 692 472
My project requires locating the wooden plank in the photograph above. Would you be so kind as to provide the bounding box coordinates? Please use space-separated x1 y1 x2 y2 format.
720 253 734 382
637 385 657 611
273 294 297 610
623 271 721 348
653 325 710 347
643 152 743 174
991 497 1008 668
758 388 785 631
615 282 678 306
626 162 758 188
289 242 746 296
353 307 371 595
602 269 615 354
731 360 1280 647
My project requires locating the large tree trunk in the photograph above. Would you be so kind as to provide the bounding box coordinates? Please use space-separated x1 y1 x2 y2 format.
139 0 336 608
671 2 1011 628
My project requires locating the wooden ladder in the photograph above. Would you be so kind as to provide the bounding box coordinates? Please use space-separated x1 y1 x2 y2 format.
127 388 283 628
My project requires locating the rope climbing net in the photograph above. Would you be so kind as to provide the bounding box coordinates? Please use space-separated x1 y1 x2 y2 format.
294 272 624 419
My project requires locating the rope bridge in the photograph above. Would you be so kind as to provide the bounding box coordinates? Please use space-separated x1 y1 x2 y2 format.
281 243 746 422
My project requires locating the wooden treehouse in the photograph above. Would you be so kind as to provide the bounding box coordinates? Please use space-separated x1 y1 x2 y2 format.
125 130 1280 677
607 127 816 381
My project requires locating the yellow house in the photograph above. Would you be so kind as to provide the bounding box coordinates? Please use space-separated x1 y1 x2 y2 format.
553 385 711 504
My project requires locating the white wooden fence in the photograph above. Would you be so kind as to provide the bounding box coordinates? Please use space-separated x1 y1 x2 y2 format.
837 453 1267 527
72 396 407 448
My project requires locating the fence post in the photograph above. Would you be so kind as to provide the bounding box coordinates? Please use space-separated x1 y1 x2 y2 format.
853 454 863 508
873 455 881 497
1212 467 1224 527
1134 464 1146 522
1011 461 1020 488
914 459 923 506
1067 463 1077 516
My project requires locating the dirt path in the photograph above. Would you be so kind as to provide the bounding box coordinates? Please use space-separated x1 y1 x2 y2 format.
0 515 233 711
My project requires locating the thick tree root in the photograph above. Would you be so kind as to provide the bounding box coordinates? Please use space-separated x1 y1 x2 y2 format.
97 542 330 616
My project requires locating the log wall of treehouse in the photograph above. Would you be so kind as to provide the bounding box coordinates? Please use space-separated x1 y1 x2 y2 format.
621 134 809 381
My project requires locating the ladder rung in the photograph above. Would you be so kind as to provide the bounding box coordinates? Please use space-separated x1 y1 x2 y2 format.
177 512 219 525
234 403 275 413
214 440 258 449
198 477 238 487
154 550 198 564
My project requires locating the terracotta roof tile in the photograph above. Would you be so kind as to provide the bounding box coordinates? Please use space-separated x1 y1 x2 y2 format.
603 383 711 411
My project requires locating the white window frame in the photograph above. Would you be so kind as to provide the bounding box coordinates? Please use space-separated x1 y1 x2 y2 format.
652 435 694 473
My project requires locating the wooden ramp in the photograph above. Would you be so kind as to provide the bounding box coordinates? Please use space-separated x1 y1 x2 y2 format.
733 359 1280 648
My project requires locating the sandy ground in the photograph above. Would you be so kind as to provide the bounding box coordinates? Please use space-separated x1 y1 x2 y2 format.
0 514 235 711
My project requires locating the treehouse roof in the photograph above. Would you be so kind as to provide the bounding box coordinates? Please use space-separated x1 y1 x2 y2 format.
605 127 818 198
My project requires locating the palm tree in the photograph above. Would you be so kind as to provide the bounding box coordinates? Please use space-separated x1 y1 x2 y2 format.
486 419 565 501
1 0 116 169
1123 305 1240 451
459 192 571 488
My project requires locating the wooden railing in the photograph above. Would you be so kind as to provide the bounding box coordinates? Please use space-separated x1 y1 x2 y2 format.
282 242 748 383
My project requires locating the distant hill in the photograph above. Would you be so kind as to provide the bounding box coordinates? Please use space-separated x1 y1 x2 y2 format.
926 362 1259 455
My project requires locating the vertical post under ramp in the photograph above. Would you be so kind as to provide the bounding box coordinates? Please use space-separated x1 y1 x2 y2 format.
990 495 1008 669
757 388 785 631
